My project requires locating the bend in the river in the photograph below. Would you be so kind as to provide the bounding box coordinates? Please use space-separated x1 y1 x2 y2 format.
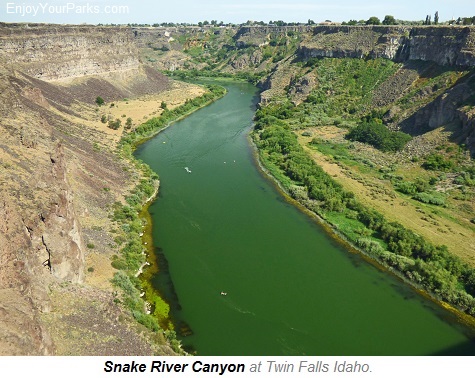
135 81 475 356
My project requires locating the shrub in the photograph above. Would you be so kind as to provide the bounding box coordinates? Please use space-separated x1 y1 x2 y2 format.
413 192 446 206
95 96 105 106
422 154 454 171
108 119 122 130
346 121 412 152
396 181 418 195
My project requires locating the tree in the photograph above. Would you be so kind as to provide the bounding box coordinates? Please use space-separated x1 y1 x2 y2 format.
125 117 133 129
95 96 105 106
425 15 432 25
462 17 474 25
160 101 168 110
434 11 439 25
366 16 381 25
382 15 397 25
101 114 107 123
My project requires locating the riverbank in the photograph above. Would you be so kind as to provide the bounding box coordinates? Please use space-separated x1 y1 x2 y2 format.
108 82 227 351
250 122 475 329
133 80 475 355
252 139 475 330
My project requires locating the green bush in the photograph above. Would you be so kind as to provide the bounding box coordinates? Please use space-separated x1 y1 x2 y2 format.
108 119 121 130
111 259 128 270
346 121 412 152
422 154 454 171
396 181 418 195
413 192 446 206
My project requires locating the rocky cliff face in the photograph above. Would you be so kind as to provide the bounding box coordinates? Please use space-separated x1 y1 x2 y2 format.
0 23 140 81
0 65 83 354
135 25 475 69
0 24 172 355
406 27 475 66
233 25 312 47
298 25 475 67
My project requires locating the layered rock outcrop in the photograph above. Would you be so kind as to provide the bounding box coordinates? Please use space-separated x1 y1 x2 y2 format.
298 25 475 67
0 23 140 81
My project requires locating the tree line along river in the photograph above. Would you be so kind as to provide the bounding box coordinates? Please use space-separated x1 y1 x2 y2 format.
134 81 475 356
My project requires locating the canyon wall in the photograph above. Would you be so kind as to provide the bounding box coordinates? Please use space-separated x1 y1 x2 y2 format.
0 23 171 355
134 24 475 71
298 25 475 67
0 23 140 81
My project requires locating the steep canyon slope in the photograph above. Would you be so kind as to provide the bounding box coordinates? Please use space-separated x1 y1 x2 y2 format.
0 23 178 355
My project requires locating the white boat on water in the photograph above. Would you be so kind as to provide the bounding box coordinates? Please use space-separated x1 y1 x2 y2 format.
185 167 191 173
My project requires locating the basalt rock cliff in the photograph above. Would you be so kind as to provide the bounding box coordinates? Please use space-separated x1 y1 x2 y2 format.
297 25 475 66
0 23 172 355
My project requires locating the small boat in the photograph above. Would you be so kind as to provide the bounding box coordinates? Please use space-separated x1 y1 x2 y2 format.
185 167 191 173
220 291 227 296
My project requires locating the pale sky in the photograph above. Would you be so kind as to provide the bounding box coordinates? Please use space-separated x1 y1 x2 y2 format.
1 0 473 24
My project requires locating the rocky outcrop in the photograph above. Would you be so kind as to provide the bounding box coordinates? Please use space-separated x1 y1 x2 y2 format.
288 73 316 104
234 25 312 47
399 71 475 135
298 25 475 67
406 27 475 66
0 23 140 81
0 24 173 355
459 107 475 154
299 26 409 60
230 50 263 69
135 25 475 72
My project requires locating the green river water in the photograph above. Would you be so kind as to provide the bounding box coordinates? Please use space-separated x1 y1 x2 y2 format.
135 81 475 356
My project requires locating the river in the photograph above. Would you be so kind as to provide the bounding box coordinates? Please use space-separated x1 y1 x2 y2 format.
134 81 475 356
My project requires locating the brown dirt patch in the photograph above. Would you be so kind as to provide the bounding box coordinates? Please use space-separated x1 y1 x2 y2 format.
41 284 177 355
